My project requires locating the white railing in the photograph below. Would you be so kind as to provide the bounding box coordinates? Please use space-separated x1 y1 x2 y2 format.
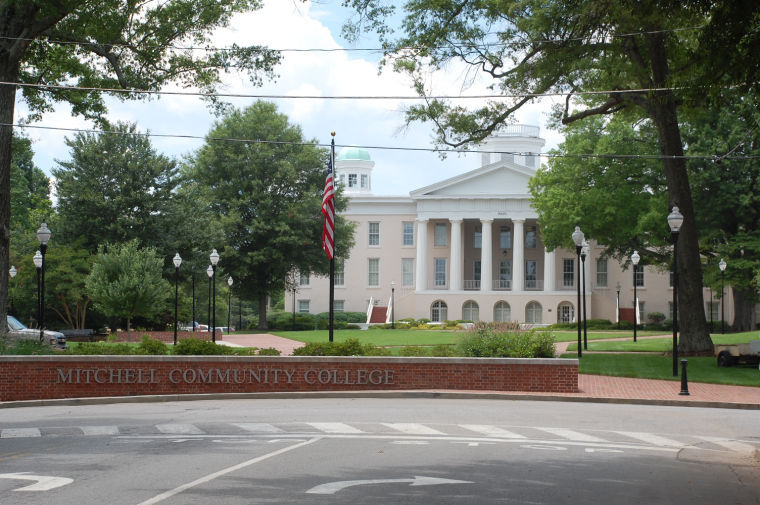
365 297 374 324
500 124 540 137
525 279 544 290
493 279 512 290
463 279 481 290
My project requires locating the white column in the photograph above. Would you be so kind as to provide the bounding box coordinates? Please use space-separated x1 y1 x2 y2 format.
450 218 463 291
512 219 524 291
415 218 428 291
543 248 556 291
480 218 493 291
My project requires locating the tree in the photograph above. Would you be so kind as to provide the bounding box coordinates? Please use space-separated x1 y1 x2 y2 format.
186 101 355 329
0 0 280 335
86 240 170 339
342 0 750 353
10 134 52 235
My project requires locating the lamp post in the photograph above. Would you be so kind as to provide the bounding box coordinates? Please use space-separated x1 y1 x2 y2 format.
719 258 727 334
33 250 42 341
239 298 242 333
668 206 684 377
391 281 395 329
580 240 589 350
206 265 213 334
192 274 196 333
36 223 51 343
8 265 16 316
210 249 220 342
631 250 640 343
172 253 182 345
571 226 584 358
227 276 233 334
616 282 621 330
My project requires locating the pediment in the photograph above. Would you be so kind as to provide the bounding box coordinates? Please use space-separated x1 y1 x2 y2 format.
410 161 535 198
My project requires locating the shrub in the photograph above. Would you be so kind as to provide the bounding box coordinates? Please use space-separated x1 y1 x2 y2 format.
647 312 666 324
69 341 135 355
257 347 282 356
173 338 236 355
457 323 555 358
137 336 169 355
292 338 389 356
0 338 53 355
431 344 459 357
398 345 431 357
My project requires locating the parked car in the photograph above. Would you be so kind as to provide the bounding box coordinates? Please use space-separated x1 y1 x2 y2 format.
6 315 67 350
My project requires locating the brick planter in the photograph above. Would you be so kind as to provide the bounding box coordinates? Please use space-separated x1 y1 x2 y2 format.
0 356 577 402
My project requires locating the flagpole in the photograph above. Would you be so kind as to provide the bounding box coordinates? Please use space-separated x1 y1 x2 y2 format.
328 133 336 342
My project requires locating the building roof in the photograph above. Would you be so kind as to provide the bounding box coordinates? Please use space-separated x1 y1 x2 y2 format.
336 146 371 161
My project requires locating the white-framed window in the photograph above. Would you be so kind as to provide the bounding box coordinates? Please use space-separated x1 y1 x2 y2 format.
298 300 310 313
638 301 646 321
596 259 608 287
525 153 537 168
526 260 537 288
431 300 448 322
526 301 543 324
339 174 345 186
499 227 511 249
434 223 447 246
333 300 345 312
299 272 310 286
558 302 574 323
402 258 415 287
368 258 380 287
526 225 537 249
434 257 447 287
498 261 512 289
361 174 368 188
368 222 380 246
335 260 345 286
463 301 479 322
348 174 357 187
501 152 515 163
634 265 645 287
473 227 482 249
563 259 574 287
494 301 511 322
402 221 414 246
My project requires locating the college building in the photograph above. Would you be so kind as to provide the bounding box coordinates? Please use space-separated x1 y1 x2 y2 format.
287 125 736 326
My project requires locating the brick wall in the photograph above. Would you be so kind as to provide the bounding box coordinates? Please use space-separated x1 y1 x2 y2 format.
0 356 578 402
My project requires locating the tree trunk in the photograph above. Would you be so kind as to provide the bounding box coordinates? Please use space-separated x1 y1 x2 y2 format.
0 61 18 339
646 33 713 354
126 316 131 342
732 287 756 332
257 294 268 330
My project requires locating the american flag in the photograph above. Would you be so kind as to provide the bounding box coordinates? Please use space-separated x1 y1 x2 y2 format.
321 155 335 259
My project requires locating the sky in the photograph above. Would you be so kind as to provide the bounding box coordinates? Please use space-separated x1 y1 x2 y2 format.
16 1 563 197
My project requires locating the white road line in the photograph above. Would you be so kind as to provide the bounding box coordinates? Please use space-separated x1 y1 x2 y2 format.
155 424 204 435
1 428 41 438
536 427 607 443
460 425 526 439
614 431 685 448
306 423 364 434
696 436 758 454
136 437 320 505
80 426 120 436
382 423 446 435
232 423 283 433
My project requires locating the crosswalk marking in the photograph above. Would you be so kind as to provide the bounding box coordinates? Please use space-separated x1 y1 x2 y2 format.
614 431 685 448
306 423 365 434
232 423 283 433
1 428 41 438
156 424 204 435
536 427 607 443
460 424 526 439
696 436 757 454
80 426 120 436
382 423 445 435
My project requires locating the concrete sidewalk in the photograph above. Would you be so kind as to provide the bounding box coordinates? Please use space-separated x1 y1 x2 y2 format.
219 333 760 409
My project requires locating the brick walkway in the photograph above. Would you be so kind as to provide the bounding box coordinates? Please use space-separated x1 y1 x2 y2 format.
220 333 760 408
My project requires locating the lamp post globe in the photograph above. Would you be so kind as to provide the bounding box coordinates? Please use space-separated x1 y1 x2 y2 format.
719 258 727 334
172 253 182 345
209 250 220 342
667 206 684 377
571 226 584 358
631 250 640 343
580 240 589 350
227 276 233 334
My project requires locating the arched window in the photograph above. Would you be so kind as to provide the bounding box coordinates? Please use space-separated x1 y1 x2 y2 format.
557 302 574 323
462 301 479 322
431 300 448 322
525 301 543 324
494 301 511 322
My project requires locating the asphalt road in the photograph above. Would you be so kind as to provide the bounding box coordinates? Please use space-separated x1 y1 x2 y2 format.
0 398 758 504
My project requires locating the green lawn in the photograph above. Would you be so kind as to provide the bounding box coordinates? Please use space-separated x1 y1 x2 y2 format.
562 353 760 387
565 331 760 352
551 330 664 343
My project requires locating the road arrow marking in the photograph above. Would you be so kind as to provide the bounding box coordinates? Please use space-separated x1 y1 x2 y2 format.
306 475 473 494
0 472 73 492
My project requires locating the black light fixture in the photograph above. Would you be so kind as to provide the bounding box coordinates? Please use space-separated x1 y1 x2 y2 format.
615 282 621 330
391 280 395 329
33 250 42 341
227 276 233 334
667 206 684 377
210 249 220 342
172 253 182 345
36 223 51 343
580 240 589 350
571 226 584 358
719 258 727 334
631 250 640 344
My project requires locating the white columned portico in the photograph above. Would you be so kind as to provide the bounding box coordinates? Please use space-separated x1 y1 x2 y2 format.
416 218 428 290
450 218 463 291
543 248 556 291
512 219 525 291
480 218 493 291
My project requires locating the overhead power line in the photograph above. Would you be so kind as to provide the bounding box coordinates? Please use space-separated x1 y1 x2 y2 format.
7 122 757 162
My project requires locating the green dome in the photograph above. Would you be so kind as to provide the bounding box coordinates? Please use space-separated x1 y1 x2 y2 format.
336 146 371 161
